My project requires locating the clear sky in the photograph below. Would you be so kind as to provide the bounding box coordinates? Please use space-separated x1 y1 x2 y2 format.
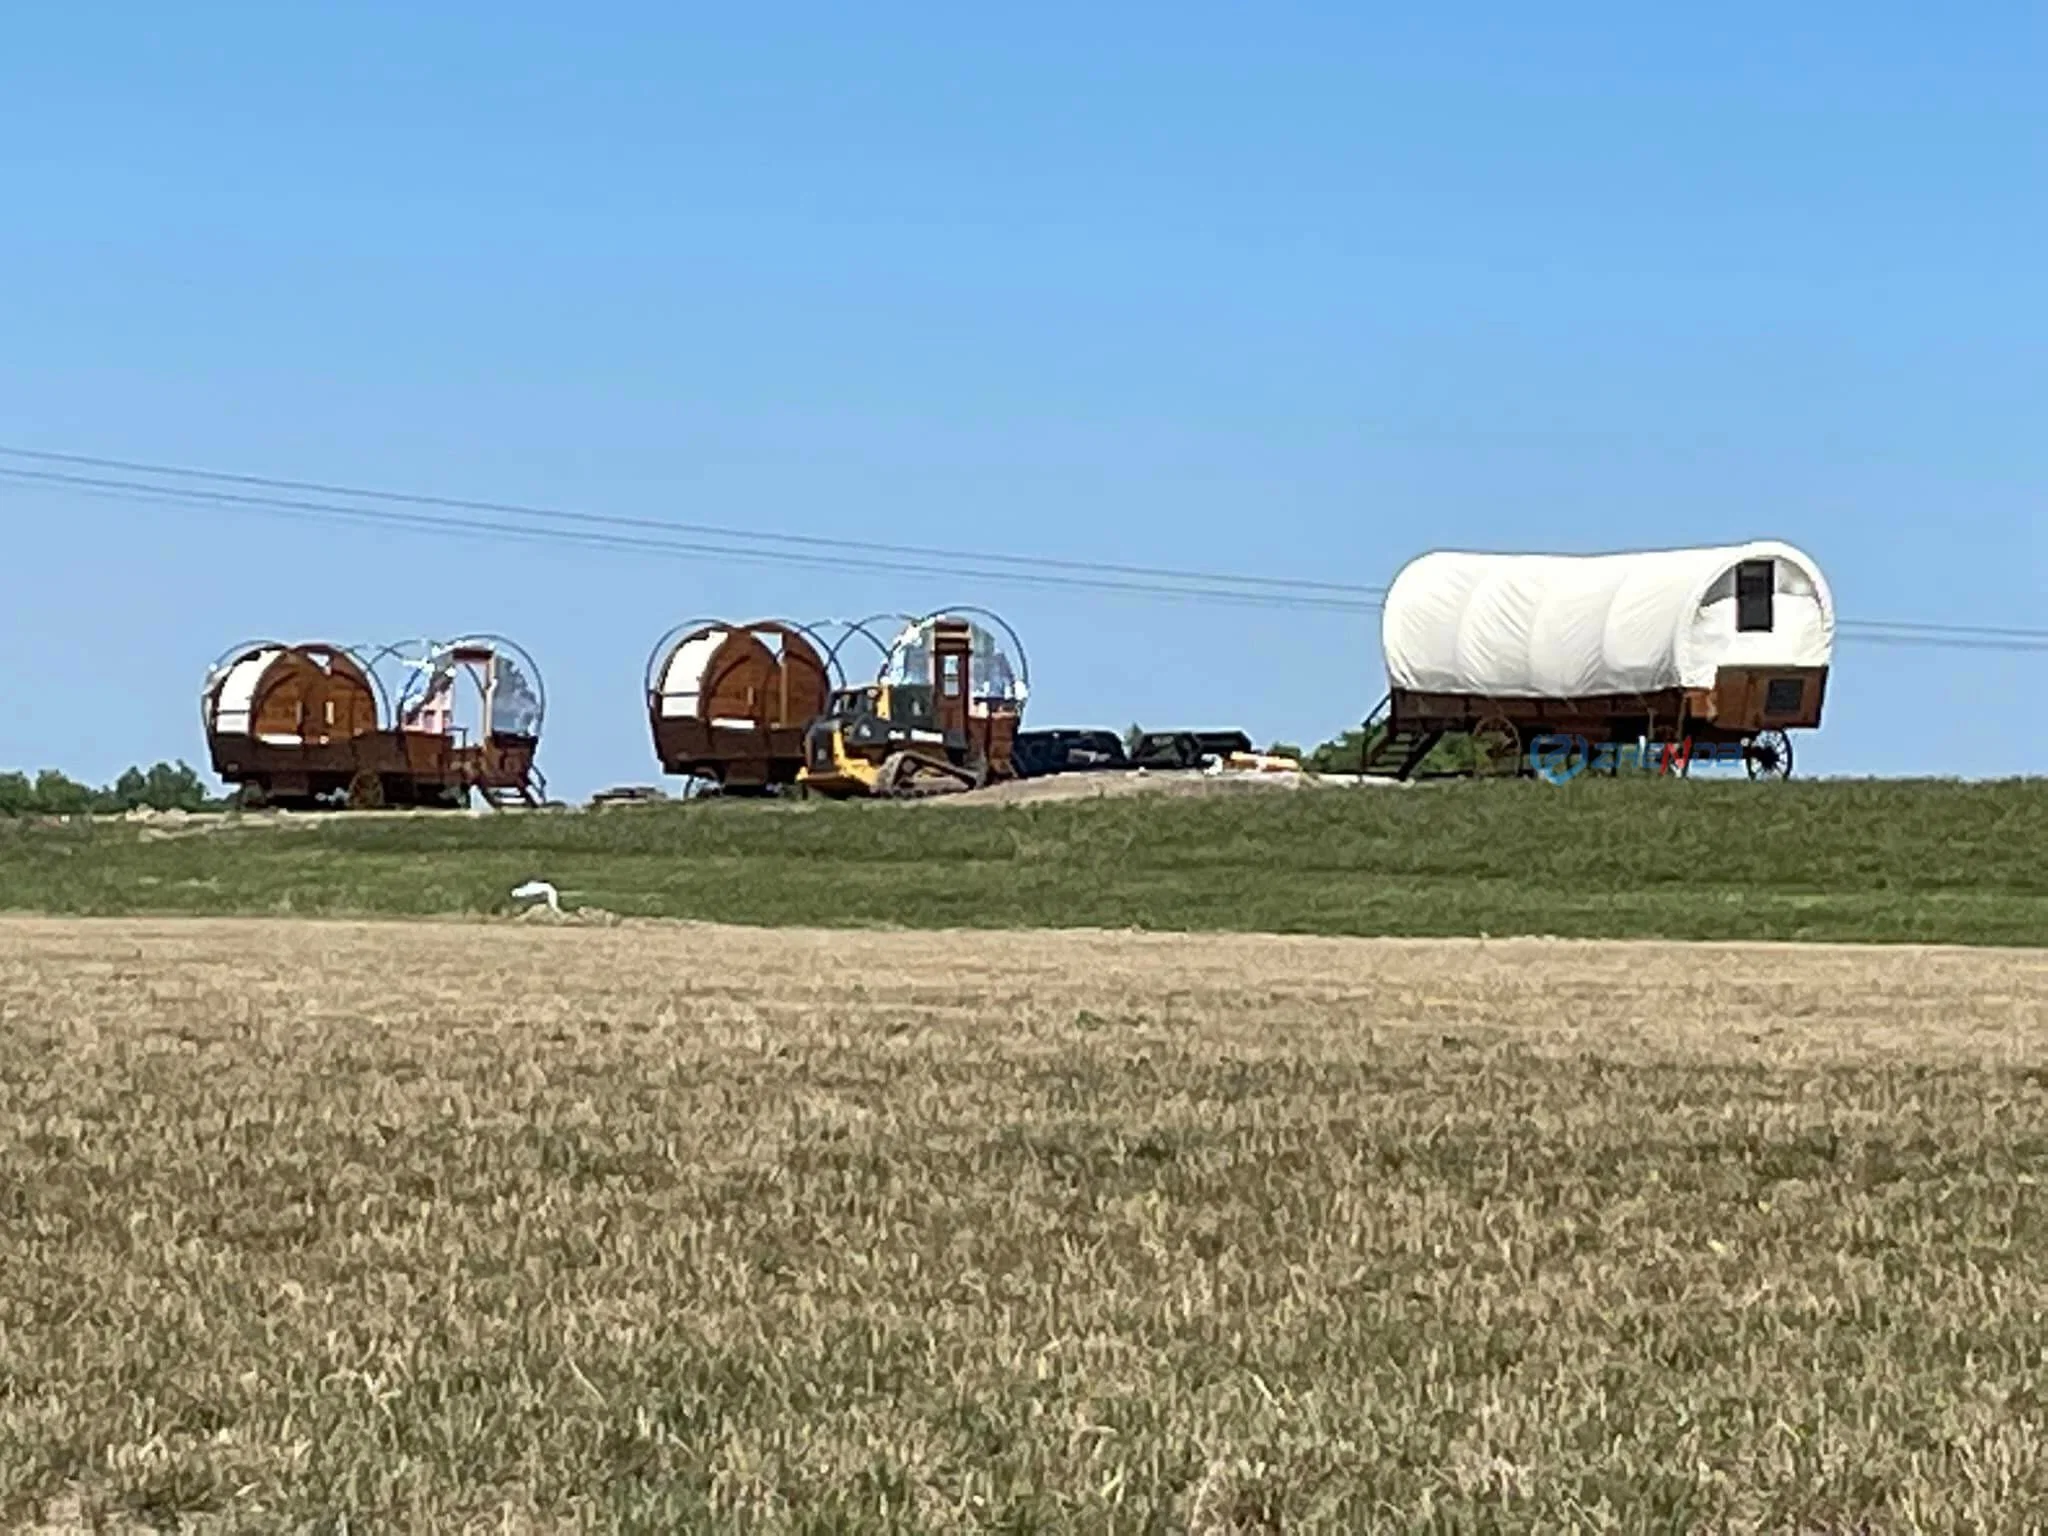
2 3 2042 798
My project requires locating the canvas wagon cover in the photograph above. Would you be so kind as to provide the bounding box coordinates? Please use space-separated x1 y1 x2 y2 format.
1381 541 1833 698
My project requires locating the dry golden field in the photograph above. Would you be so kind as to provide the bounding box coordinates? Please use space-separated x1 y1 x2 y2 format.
2 916 2046 1532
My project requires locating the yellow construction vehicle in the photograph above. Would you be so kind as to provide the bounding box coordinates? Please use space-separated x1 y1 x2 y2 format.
799 610 1028 799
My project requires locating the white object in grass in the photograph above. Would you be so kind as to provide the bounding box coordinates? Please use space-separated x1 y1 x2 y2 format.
510 879 561 913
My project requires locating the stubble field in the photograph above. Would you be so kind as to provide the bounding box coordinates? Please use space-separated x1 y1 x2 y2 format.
3 916 2046 1532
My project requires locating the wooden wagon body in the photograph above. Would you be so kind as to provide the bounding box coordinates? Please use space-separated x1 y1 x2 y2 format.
645 620 835 792
202 638 546 809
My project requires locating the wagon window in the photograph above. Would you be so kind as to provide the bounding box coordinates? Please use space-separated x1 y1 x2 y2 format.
1735 560 1775 632
1764 678 1806 716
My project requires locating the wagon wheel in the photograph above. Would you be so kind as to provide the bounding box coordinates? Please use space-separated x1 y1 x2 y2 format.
345 768 386 810
1745 729 1794 782
1469 715 1522 778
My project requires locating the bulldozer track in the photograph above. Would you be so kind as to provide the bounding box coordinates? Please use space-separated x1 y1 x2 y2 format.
876 750 980 800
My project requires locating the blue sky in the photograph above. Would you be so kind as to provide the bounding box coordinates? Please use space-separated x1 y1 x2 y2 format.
2 3 2042 796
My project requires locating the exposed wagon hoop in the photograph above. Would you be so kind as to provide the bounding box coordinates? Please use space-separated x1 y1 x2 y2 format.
398 634 547 741
355 640 433 725
905 604 1033 697
644 618 736 706
824 613 915 686
201 638 284 739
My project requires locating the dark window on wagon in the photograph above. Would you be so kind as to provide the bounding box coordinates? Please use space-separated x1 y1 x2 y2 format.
1735 560 1775 632
1764 677 1806 717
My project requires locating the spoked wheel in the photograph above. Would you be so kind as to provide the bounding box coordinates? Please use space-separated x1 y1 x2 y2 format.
1745 730 1794 781
345 769 386 810
1470 714 1523 779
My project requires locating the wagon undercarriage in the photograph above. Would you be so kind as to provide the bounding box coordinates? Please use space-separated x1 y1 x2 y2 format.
1358 666 1826 783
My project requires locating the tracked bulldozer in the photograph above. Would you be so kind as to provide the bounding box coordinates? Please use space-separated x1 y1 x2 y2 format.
798 610 1028 799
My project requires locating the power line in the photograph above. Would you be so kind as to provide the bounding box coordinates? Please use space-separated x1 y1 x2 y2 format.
1836 619 2048 641
4 444 2044 651
0 443 1385 600
0 465 1380 616
1834 630 2048 653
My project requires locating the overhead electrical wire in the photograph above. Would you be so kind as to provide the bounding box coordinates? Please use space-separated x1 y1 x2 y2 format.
0 463 1378 616
0 444 1383 600
1832 631 2048 653
1825 620 2048 641
2 444 2044 652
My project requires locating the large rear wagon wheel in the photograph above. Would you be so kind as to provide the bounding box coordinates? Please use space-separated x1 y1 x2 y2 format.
1470 715 1523 779
1745 730 1794 781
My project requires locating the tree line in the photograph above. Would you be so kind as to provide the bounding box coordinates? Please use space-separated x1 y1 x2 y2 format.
0 761 225 816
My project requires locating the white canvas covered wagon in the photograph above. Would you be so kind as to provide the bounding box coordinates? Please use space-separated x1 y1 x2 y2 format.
1366 540 1834 779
